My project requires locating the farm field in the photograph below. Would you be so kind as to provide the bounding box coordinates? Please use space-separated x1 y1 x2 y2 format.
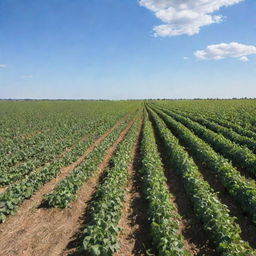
0 99 256 256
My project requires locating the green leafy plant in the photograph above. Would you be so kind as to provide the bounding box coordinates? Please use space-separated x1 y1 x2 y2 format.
82 118 140 255
148 107 256 256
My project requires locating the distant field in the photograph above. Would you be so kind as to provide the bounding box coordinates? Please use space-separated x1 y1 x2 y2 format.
0 99 256 256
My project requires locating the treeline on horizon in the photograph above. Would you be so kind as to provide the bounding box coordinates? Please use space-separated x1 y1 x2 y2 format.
0 97 255 101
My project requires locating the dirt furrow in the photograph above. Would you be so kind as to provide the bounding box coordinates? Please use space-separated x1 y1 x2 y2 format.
158 110 256 249
0 187 6 193
114 121 153 256
0 133 90 194
0 115 129 193
0 116 132 256
61 118 136 256
148 111 216 256
13 129 44 140
193 160 256 249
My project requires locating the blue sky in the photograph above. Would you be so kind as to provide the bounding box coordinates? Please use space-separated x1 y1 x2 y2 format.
0 0 255 99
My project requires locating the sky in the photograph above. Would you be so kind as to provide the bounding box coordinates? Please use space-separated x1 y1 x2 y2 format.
0 0 255 99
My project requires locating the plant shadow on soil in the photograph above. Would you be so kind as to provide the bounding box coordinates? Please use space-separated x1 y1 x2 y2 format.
147 107 217 256
123 129 155 256
186 153 256 250
152 107 256 250
61 129 154 256
60 164 112 256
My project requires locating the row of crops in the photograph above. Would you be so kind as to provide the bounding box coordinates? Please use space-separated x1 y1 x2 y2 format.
0 100 256 255
0 101 139 221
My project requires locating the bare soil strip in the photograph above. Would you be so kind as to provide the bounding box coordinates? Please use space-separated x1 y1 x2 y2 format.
193 159 256 249
0 116 128 193
13 130 43 140
0 187 6 193
0 129 90 189
0 116 133 256
174 116 256 181
163 114 256 249
61 119 138 256
2 129 51 164
114 121 153 256
148 111 217 256
0 131 89 194
235 166 256 182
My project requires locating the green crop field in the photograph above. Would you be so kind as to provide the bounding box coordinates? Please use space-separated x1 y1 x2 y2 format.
0 99 256 256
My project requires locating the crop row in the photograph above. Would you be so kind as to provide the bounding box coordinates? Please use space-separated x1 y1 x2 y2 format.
178 109 256 141
209 117 256 140
203 116 256 140
0 131 49 168
0 121 75 168
140 111 190 255
155 103 256 141
151 106 256 224
154 105 256 177
148 107 255 255
82 117 140 255
0 119 108 186
0 114 123 171
0 101 140 170
154 99 256 133
0 114 133 222
43 115 134 208
0 121 91 169
172 109 256 153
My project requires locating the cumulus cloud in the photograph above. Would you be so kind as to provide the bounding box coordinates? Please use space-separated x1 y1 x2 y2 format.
139 0 243 36
239 56 248 62
0 64 7 68
194 42 256 61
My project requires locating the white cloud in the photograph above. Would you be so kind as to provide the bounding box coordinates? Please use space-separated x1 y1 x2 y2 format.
183 56 189 60
194 42 256 62
0 64 7 68
139 0 243 36
21 75 33 79
239 56 248 62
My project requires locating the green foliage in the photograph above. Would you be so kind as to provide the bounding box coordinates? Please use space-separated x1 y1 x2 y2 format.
1 100 255 254
172 109 256 153
43 116 132 208
0 101 140 185
82 118 140 255
140 112 190 256
155 106 256 177
153 99 256 132
0 121 102 186
0 101 140 222
0 138 92 222
148 107 256 256
152 107 256 225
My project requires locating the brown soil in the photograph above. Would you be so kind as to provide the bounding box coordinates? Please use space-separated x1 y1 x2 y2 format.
2 129 50 165
2 129 90 181
193 159 256 249
158 108 256 249
60 118 137 256
0 117 124 193
169 111 256 181
0 187 6 193
114 120 153 256
0 131 90 194
0 116 133 256
148 109 217 256
234 166 256 182
14 130 43 140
